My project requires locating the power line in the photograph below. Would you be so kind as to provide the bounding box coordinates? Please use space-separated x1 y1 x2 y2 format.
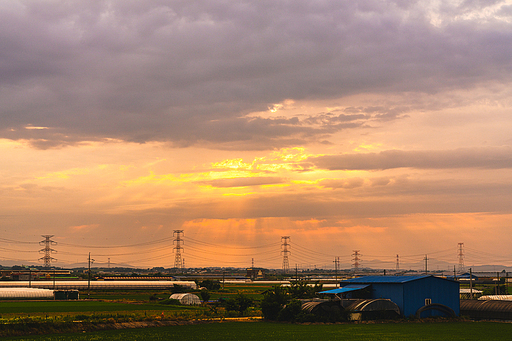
0 237 39 245
58 237 175 249
186 236 280 249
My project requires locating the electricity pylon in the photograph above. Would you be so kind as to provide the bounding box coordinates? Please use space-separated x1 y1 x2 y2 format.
39 235 57 268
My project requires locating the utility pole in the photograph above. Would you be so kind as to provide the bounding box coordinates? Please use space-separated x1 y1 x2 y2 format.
496 272 500 295
424 254 428 275
507 272 509 295
173 230 184 270
281 236 290 274
88 252 94 298
39 235 57 268
396 254 399 272
458 243 464 273
352 250 361 272
470 268 473 299
334 257 339 287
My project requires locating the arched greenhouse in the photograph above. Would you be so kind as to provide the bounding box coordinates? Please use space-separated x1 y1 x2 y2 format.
170 293 201 305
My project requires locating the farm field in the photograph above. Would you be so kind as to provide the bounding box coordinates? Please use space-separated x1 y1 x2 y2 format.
0 281 271 316
3 321 512 341
85 283 274 301
0 301 203 315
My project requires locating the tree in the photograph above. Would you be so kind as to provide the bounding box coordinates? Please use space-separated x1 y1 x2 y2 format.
288 281 323 299
199 279 221 291
170 284 187 293
200 289 211 304
277 299 303 322
224 293 253 315
261 285 289 320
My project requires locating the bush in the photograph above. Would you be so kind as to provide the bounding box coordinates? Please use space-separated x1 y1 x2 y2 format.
171 285 187 294
149 294 160 301
199 280 221 291
288 281 323 299
277 299 303 322
224 293 253 316
261 286 289 320
200 289 211 303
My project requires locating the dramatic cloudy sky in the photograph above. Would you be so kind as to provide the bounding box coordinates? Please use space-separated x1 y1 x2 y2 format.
2 0 512 270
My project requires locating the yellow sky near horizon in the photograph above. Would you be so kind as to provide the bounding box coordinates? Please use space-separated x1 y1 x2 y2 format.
2 1 512 271
2 95 512 270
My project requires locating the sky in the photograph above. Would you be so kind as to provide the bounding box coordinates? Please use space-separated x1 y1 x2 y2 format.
2 0 512 271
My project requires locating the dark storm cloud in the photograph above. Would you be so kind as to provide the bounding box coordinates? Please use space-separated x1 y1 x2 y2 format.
311 147 512 170
1 0 511 149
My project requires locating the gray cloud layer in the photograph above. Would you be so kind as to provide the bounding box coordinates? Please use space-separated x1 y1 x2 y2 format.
1 0 512 148
311 147 512 170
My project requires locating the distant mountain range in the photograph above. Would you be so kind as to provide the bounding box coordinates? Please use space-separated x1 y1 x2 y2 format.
465 265 512 273
2 259 512 273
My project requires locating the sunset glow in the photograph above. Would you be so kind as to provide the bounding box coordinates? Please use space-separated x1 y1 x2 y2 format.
1 1 512 271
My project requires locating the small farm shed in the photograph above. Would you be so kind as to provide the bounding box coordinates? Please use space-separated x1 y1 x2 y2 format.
170 293 201 305
334 275 459 317
54 290 79 300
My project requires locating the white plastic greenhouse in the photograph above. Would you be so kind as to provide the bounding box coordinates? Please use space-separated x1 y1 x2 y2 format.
0 280 196 290
0 288 54 299
170 293 201 305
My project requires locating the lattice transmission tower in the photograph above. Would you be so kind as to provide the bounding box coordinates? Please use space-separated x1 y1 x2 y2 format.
458 242 464 273
173 230 184 270
281 236 290 273
352 250 361 272
39 235 57 268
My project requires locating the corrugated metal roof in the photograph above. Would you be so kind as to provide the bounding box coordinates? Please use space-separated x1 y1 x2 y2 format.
319 284 369 294
342 275 430 284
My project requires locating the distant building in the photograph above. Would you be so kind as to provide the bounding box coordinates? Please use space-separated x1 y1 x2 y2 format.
246 268 265 280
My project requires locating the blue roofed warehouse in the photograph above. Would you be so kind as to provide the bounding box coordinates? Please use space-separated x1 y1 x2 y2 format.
335 275 459 318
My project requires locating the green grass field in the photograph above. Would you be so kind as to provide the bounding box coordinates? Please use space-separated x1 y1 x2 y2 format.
1 282 510 340
0 301 203 315
3 321 512 341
